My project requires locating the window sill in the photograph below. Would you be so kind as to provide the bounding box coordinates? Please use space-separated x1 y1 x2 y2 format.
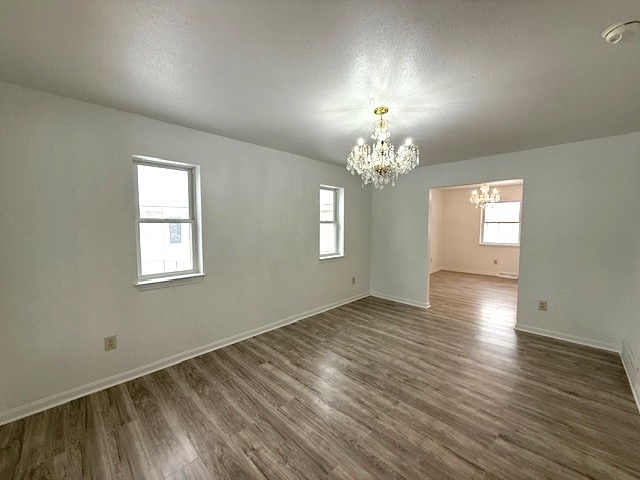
136 272 205 291
479 243 520 247
319 254 344 262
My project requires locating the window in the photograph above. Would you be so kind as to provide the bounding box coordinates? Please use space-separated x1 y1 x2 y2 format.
480 201 521 246
319 185 344 259
134 156 203 285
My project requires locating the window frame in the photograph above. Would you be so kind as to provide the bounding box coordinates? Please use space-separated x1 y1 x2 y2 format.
319 185 344 260
133 155 204 287
479 200 522 247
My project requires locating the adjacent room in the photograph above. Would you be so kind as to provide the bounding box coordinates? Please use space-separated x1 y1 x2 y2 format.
428 180 522 329
1 2 640 479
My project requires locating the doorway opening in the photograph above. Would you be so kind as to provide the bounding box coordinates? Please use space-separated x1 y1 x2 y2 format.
427 179 523 328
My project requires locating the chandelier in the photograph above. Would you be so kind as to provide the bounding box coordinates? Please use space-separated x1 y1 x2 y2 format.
469 183 500 209
346 106 419 189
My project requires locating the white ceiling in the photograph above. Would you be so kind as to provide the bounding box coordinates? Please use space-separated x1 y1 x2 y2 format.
1 1 639 166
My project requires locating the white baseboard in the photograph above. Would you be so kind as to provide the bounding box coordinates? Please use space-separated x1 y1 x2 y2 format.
438 267 519 279
429 267 518 280
441 267 499 277
0 292 370 427
514 324 620 353
370 292 430 309
621 340 640 414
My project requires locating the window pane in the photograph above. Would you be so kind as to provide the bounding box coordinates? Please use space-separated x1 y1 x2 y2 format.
140 222 193 275
137 164 190 219
320 223 337 255
484 202 520 222
320 188 335 222
498 223 520 244
483 222 520 245
483 223 500 244
169 223 182 244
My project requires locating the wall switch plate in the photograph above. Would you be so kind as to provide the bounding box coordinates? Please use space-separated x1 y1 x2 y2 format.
352 276 356 285
493 259 498 265
104 335 117 351
538 300 548 311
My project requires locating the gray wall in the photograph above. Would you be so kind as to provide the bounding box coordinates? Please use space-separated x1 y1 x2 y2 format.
371 132 640 352
0 82 371 419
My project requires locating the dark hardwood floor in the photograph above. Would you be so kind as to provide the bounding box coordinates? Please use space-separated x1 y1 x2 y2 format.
1 271 639 479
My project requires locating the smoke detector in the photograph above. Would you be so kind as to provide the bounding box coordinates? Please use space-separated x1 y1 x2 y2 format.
601 21 640 44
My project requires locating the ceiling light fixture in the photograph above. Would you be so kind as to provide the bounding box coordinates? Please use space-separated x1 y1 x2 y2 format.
469 183 500 209
601 20 640 44
346 107 419 189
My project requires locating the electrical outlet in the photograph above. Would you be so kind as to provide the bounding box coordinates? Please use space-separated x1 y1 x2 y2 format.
493 259 498 265
352 276 356 285
104 335 117 351
538 300 548 311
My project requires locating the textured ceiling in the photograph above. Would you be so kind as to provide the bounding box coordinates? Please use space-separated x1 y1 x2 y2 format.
1 1 639 166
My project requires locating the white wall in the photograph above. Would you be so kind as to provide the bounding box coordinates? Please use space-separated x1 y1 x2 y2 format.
427 189 444 273
0 82 371 421
435 185 522 277
2 79 639 420
622 215 640 408
371 132 640 351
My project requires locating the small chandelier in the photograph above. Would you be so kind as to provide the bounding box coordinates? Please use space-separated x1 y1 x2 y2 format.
346 106 419 189
469 183 500 209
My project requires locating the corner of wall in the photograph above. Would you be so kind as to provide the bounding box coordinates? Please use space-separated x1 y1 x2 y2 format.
621 340 640 414
514 324 620 353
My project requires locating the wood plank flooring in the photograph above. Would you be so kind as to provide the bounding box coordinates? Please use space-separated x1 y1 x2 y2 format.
1 270 639 479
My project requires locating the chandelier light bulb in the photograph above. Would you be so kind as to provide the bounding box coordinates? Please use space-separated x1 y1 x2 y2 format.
345 107 419 189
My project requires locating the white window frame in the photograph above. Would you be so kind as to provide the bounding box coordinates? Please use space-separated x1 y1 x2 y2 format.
319 185 344 260
479 201 521 246
133 155 204 288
